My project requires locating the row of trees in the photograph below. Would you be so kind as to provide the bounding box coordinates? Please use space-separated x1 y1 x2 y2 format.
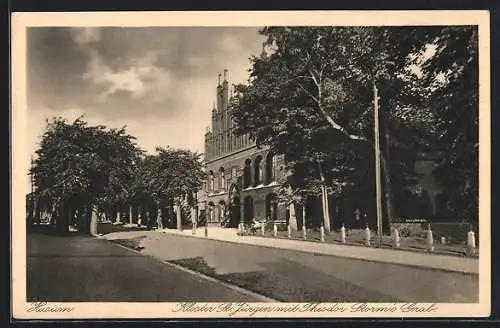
29 116 206 234
230 26 478 232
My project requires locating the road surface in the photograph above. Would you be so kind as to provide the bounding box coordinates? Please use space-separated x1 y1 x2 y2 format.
107 231 479 302
27 229 263 302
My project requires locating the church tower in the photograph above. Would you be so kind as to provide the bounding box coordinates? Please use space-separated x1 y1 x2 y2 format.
205 69 253 161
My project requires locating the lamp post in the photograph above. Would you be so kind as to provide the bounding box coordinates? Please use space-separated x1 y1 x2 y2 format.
373 81 383 242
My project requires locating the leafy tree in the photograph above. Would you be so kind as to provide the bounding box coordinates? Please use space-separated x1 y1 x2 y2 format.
31 116 143 234
131 147 206 229
415 27 479 226
231 26 476 231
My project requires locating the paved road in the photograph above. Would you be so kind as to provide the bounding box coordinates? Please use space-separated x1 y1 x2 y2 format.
107 231 479 303
27 230 262 302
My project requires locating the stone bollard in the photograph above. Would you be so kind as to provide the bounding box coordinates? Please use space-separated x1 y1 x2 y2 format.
204 225 208 237
364 226 371 246
320 226 325 242
340 224 346 244
261 222 265 236
426 226 434 252
273 223 278 237
393 228 400 248
287 224 292 239
302 225 307 240
467 230 476 255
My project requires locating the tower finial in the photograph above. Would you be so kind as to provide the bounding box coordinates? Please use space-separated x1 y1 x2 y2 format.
223 69 228 81
218 73 221 85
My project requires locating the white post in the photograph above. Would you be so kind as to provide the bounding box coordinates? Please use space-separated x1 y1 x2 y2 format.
320 226 325 242
426 225 434 252
116 210 121 224
191 207 197 235
137 211 142 227
287 224 292 239
204 224 208 237
364 226 371 246
441 236 446 245
273 223 278 237
302 224 307 240
261 222 265 236
129 205 133 225
393 228 400 248
340 224 346 243
467 230 476 255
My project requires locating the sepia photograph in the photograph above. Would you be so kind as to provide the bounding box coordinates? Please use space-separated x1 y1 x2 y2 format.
11 11 490 319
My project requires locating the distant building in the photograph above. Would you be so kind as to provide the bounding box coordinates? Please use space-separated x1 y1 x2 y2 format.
197 70 285 228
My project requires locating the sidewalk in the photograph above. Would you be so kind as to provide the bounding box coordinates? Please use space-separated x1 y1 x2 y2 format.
163 227 479 275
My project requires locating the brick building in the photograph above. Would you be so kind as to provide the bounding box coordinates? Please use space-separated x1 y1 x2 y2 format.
198 69 286 228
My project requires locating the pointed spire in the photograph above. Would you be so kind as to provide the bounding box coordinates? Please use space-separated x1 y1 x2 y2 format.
218 73 222 86
223 69 228 82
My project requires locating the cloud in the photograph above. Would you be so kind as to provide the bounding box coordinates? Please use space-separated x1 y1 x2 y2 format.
70 27 101 45
26 27 266 161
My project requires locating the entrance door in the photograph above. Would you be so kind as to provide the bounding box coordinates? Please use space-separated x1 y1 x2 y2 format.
230 197 240 227
243 196 254 222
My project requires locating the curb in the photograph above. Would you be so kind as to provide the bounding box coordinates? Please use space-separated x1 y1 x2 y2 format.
160 230 479 276
110 240 278 302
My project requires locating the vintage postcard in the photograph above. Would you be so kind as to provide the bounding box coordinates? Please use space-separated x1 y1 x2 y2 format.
11 10 490 319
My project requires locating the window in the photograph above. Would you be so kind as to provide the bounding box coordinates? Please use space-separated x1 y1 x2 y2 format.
219 167 226 191
254 156 263 186
266 153 276 183
243 159 251 188
209 171 214 191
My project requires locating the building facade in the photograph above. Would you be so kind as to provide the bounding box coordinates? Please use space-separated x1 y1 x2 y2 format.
198 70 286 228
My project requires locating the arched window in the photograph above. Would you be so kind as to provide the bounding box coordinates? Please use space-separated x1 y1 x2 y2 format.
254 155 263 186
266 193 278 220
208 202 215 223
219 167 226 191
219 200 226 221
266 153 277 183
243 159 251 188
209 171 214 191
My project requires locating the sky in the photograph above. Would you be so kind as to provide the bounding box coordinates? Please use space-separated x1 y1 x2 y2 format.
27 27 266 158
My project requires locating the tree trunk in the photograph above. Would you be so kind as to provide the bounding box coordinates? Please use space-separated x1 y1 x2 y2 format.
302 204 307 229
156 203 163 230
90 205 99 236
318 164 331 232
381 135 395 234
176 203 182 230
56 200 69 234
129 205 133 225
288 203 298 230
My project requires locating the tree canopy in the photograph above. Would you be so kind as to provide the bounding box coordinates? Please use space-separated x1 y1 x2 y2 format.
31 116 205 233
230 26 478 226
132 146 206 207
